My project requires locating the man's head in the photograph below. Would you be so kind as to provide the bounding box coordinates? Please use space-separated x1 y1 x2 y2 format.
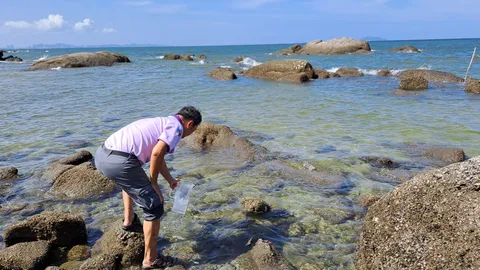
176 106 202 138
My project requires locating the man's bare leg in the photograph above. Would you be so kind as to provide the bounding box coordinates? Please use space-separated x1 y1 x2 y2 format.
143 219 160 266
122 190 134 226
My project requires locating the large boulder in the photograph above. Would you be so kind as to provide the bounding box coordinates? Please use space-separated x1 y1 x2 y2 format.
390 46 421 53
297 38 371 55
465 80 480 94
0 166 18 180
277 44 302 55
206 68 237 80
3 212 87 247
313 68 330 79
0 241 51 270
92 226 144 267
244 59 315 83
398 76 428 90
356 156 480 269
335 67 364 77
43 150 118 200
163 54 180 60
396 70 462 83
28 51 130 71
234 239 295 270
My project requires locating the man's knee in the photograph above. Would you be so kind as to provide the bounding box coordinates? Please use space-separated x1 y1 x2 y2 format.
143 204 164 221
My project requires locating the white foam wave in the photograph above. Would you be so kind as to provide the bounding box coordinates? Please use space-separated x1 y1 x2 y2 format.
358 69 382 76
50 67 62 71
156 55 165 59
326 67 340 73
190 59 206 65
240 57 261 67
418 64 432 70
390 69 404 75
265 52 273 55
34 55 48 62
220 65 231 68
45 50 49 52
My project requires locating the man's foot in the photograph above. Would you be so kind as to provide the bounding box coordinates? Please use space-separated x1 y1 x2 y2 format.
142 254 179 269
120 212 143 233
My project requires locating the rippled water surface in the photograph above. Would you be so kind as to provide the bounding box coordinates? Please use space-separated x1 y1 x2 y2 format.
1 39 479 269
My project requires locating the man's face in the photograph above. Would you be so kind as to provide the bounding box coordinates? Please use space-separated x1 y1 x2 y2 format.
182 121 198 138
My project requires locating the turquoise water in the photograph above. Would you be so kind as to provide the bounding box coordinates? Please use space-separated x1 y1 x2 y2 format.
1 39 479 269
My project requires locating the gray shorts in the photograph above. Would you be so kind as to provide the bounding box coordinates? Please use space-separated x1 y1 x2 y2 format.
94 146 164 221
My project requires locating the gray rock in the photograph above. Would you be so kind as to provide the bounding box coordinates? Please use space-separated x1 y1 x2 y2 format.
399 76 428 90
0 167 18 180
390 46 421 53
206 68 237 80
465 80 480 94
2 55 23 62
58 150 93 165
28 51 130 71
297 37 371 55
244 59 315 83
0 241 51 270
396 70 462 83
335 67 364 77
356 156 480 270
92 226 144 267
3 212 87 247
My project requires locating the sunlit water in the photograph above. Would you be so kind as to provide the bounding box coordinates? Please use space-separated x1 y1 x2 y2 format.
1 39 479 269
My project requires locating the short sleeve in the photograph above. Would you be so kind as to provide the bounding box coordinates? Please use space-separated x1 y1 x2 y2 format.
158 119 183 154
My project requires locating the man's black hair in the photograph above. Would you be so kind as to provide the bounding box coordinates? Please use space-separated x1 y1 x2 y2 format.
177 106 202 126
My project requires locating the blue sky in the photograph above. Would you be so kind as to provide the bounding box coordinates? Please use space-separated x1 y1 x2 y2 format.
1 0 479 47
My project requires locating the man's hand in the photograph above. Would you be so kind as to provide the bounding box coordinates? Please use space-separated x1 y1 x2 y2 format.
169 178 181 189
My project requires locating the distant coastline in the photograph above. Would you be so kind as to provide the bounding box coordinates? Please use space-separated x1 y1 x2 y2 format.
2 37 479 50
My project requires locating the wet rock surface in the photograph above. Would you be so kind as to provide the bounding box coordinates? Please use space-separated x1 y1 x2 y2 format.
3 212 87 247
233 239 295 270
0 241 51 270
241 197 271 215
390 46 421 53
206 68 237 80
398 76 429 90
244 59 315 83
424 147 465 164
313 68 330 79
28 51 130 70
465 80 480 94
0 167 18 180
356 156 480 270
335 67 364 77
396 70 463 83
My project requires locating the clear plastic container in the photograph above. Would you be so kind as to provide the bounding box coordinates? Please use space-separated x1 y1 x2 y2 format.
171 183 195 214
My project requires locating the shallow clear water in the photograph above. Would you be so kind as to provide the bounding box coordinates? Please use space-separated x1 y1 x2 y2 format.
0 39 479 269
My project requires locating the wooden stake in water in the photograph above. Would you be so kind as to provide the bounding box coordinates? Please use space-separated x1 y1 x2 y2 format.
464 47 476 83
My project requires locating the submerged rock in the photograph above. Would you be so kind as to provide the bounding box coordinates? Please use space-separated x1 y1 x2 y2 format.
79 254 118 270
358 194 382 208
2 55 23 62
232 56 244 62
198 54 207 60
67 245 91 261
335 67 364 77
465 80 480 94
234 239 295 270
296 38 371 55
356 156 480 269
92 226 144 267
244 59 315 83
424 147 465 164
360 156 399 169
389 46 421 53
28 51 130 71
396 70 462 83
0 241 51 270
241 197 271 215
163 54 181 60
0 166 18 180
376 69 391 77
398 76 428 90
3 212 87 247
206 68 237 80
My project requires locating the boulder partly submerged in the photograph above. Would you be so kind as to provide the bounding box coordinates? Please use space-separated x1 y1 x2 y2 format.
3 212 87 247
295 38 371 55
233 239 295 270
396 70 462 83
0 166 18 180
389 46 421 53
244 59 315 83
356 156 480 269
206 68 237 80
398 76 429 90
335 67 364 77
465 80 480 94
28 51 130 71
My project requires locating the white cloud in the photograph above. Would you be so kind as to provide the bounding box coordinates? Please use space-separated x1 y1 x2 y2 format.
74 18 94 31
148 4 188 13
233 0 282 9
125 1 153 6
4 14 65 31
103 27 116 33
